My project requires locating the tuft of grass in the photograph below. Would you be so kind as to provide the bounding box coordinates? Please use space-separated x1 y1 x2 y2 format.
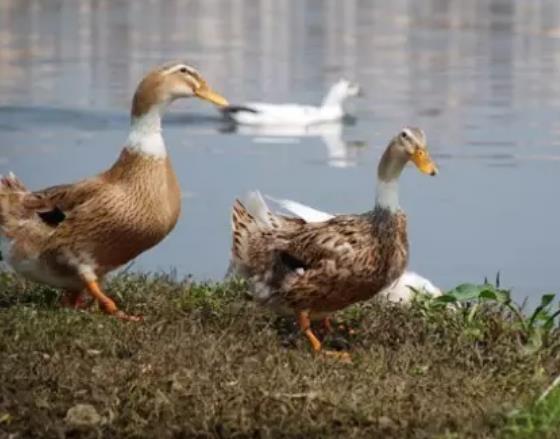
502 379 560 438
0 271 559 438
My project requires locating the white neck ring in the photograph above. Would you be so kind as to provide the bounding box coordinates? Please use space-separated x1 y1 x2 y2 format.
375 179 400 212
126 103 168 158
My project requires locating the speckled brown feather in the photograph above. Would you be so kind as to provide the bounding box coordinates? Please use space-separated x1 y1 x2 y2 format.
0 149 180 285
232 201 408 315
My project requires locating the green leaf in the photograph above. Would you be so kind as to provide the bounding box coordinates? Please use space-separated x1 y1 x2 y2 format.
446 283 486 302
433 294 457 304
479 290 497 301
445 283 511 304
540 294 555 308
488 288 511 304
528 294 557 329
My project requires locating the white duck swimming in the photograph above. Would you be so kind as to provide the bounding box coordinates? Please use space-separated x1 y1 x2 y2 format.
221 79 360 126
262 195 442 303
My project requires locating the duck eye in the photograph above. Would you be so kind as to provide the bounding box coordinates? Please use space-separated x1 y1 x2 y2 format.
179 67 188 73
400 131 408 139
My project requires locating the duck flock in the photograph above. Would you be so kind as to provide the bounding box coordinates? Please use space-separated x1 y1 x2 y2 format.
0 62 441 356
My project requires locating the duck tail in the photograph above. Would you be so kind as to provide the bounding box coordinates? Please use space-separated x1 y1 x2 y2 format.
242 190 274 228
231 191 273 266
231 199 256 266
0 172 28 230
265 195 334 223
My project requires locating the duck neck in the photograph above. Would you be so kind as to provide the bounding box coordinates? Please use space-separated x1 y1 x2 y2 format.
375 145 407 212
126 102 169 159
375 178 400 212
321 87 346 108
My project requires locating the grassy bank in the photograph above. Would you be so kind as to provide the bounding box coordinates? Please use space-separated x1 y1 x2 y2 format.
0 272 559 438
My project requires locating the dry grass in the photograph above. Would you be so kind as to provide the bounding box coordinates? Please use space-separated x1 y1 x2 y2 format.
0 271 559 438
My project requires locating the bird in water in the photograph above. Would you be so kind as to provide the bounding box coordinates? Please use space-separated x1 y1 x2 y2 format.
222 79 360 126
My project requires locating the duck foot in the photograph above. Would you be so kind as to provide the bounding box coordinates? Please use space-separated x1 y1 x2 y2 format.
322 350 352 364
85 280 142 322
298 311 352 362
114 310 144 322
298 310 322 352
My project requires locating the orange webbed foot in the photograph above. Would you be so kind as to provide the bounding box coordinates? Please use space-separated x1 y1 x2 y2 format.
322 350 352 364
114 310 144 322
84 281 142 322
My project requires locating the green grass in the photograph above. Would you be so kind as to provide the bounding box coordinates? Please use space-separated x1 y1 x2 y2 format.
502 379 560 438
0 271 559 438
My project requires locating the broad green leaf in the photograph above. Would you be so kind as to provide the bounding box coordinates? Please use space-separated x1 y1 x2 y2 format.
479 290 497 301
540 294 555 308
446 283 486 302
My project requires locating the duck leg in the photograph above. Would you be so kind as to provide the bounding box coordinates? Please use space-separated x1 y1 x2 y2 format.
298 311 352 363
84 280 142 322
297 310 322 352
60 290 89 310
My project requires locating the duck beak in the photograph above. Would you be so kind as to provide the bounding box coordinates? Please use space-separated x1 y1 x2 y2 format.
195 84 229 107
411 149 438 176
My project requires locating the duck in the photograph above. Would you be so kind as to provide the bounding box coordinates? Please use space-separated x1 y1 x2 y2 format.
263 196 442 302
230 127 438 356
0 62 228 320
221 79 360 126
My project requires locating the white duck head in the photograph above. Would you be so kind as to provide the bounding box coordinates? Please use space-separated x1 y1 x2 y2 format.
321 79 361 108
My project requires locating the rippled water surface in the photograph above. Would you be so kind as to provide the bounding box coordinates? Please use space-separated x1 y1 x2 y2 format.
2 0 560 303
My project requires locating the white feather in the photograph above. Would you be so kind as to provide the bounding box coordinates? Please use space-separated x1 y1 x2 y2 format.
375 179 400 212
265 196 334 223
1 239 83 290
223 79 359 126
378 271 442 303
126 104 167 158
242 191 273 228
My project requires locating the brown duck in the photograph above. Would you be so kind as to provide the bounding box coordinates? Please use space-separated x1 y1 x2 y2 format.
0 62 228 320
230 127 438 355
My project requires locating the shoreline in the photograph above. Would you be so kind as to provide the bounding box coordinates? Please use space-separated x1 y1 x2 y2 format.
0 271 559 438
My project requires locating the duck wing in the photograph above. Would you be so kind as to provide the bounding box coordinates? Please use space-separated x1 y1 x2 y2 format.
272 212 407 311
277 215 374 272
23 179 102 227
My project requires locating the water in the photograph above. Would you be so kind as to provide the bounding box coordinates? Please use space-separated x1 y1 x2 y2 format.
1 0 560 304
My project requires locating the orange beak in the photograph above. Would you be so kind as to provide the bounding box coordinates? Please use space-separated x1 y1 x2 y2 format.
411 149 438 176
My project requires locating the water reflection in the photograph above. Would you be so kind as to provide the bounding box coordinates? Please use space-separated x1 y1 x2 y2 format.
227 122 365 168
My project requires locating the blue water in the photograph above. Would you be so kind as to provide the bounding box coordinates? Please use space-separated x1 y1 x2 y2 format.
2 0 560 304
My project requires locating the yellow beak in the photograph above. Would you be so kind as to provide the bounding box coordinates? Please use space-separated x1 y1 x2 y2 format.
411 149 438 176
195 85 229 107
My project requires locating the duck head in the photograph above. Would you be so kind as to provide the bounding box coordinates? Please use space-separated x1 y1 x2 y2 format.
375 127 437 211
378 127 438 181
322 79 361 107
131 62 228 118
